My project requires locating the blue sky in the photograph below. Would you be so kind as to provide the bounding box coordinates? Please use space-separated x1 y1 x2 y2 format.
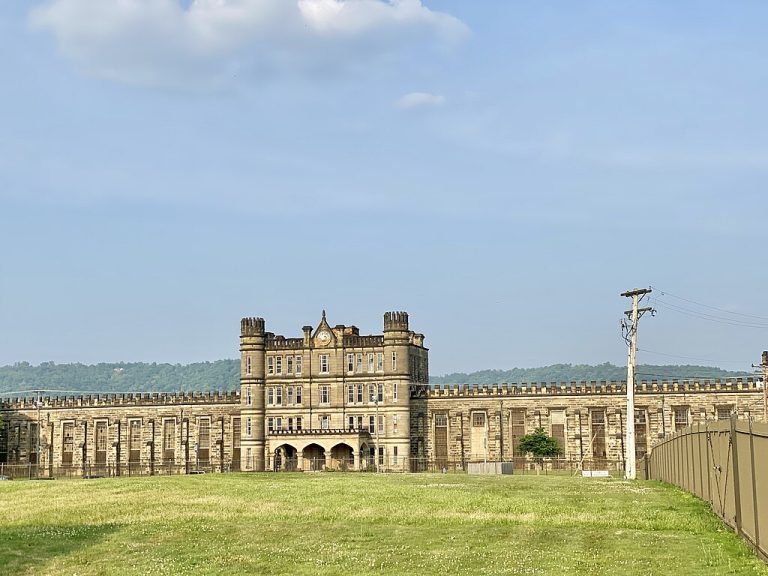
1 1 767 375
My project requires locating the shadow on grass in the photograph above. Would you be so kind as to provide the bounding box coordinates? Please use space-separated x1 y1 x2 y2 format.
0 523 121 575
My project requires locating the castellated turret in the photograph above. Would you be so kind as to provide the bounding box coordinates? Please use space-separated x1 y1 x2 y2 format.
240 317 265 336
384 311 409 332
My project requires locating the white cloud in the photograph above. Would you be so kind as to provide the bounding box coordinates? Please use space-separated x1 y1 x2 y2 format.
29 0 468 87
395 91 445 109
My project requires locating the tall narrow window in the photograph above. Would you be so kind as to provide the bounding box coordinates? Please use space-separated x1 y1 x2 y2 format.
550 410 566 457
591 410 607 461
287 386 294 405
368 384 376 403
356 353 363 372
198 418 210 464
377 383 384 403
296 386 303 404
246 386 252 406
267 418 274 433
369 415 376 433
288 417 293 431
320 385 330 404
378 447 384 466
267 357 274 375
635 409 648 460
95 421 108 465
393 414 398 434
62 422 74 466
267 387 274 405
391 352 397 370
511 409 526 457
129 420 142 464
347 385 354 404
368 353 375 373
296 417 302 431
357 384 363 403
348 416 355 430
378 415 385 433
275 386 283 406
287 356 293 374
246 355 252 375
393 382 398 401
377 352 384 372
357 415 363 429
276 356 282 374
295 355 302 374
162 419 175 463
275 417 283 432
320 415 330 430
320 354 329 374
246 417 252 437
232 418 241 469
347 353 354 373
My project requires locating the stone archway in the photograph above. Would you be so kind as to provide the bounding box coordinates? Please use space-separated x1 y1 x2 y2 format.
302 443 326 471
273 443 298 472
329 443 355 471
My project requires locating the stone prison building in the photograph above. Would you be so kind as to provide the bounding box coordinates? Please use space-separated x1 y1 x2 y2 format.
0 312 764 476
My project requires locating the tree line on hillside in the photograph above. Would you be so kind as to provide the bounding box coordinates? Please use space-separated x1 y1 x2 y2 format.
0 360 752 397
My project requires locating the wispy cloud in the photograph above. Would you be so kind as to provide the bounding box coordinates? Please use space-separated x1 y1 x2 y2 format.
29 0 468 88
395 91 445 109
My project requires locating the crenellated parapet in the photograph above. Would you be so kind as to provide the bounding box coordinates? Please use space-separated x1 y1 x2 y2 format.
0 390 240 411
426 378 764 398
240 317 265 336
384 311 409 332
343 335 385 348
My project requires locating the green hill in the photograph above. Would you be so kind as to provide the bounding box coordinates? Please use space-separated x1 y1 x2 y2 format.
0 360 753 397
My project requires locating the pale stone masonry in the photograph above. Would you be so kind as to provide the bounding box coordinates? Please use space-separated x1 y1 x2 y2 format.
0 311 764 474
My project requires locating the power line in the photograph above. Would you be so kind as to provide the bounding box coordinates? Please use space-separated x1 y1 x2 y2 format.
651 286 768 321
635 371 756 380
636 347 753 366
652 299 768 329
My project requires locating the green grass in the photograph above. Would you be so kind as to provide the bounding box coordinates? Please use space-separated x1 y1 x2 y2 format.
1 473 766 575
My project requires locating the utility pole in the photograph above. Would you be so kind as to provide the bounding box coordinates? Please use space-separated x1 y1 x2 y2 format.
753 351 768 423
621 288 654 480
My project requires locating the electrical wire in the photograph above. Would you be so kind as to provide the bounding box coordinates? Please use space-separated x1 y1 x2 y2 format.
636 347 753 366
651 286 768 322
652 300 768 329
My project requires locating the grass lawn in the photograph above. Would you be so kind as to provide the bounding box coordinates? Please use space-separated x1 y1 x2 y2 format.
1 473 766 576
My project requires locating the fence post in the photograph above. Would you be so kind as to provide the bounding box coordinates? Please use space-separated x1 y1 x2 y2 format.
730 416 743 537
748 418 760 552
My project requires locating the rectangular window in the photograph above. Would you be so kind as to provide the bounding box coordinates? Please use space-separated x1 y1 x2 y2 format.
246 386 252 406
296 417 302 431
162 419 174 462
378 415 385 433
275 386 283 406
377 352 384 372
198 418 210 463
288 417 293 431
267 418 274 433
378 447 384 466
356 353 363 372
717 406 732 421
550 410 565 457
391 352 397 370
296 386 302 404
62 422 74 466
357 415 363 429
393 446 398 463
233 418 241 449
129 419 142 464
287 386 294 405
369 415 376 433
267 387 274 405
393 382 398 401
295 355 302 374
246 417 252 437
95 421 108 465
276 355 282 374
347 385 354 404
377 383 384 403
267 356 274 375
320 354 329 374
511 409 526 457
287 356 293 374
320 415 330 430
320 385 329 404
357 384 363 403
348 416 355 430
674 407 689 428
635 409 648 460
368 353 375 373
275 417 283 432
368 384 376 403
591 410 607 460
347 353 354 373
393 414 398 434
246 355 252 375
